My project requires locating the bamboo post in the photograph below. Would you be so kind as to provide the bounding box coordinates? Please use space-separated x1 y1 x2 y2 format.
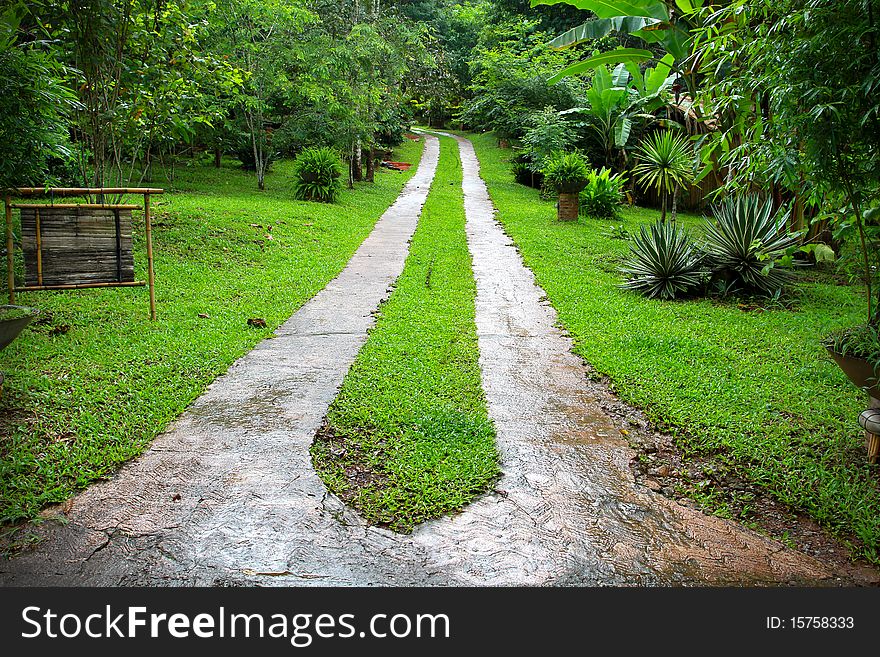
5 195 13 304
35 207 43 286
144 193 156 321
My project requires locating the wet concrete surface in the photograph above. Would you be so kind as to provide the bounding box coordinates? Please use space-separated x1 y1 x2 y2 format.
0 134 853 586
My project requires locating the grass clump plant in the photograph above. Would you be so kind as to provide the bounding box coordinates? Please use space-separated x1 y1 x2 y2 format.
580 167 626 220
291 146 343 202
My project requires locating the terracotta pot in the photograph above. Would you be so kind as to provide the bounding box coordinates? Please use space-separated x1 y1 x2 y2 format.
827 347 880 400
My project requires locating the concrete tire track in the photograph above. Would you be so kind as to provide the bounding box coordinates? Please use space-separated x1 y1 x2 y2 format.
0 133 848 586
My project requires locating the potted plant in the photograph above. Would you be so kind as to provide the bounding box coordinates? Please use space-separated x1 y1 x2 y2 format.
821 206 880 461
541 151 589 221
821 206 880 398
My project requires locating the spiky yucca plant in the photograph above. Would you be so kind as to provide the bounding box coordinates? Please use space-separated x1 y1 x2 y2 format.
634 131 694 223
620 220 706 300
703 195 799 295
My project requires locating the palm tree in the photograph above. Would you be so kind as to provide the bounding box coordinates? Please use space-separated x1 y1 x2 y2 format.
634 130 694 223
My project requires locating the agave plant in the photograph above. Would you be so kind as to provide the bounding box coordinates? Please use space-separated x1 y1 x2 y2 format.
620 220 706 300
703 195 799 295
633 131 694 223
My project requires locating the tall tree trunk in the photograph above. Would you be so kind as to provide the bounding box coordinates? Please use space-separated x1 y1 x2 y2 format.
353 141 363 182
671 184 679 223
365 146 375 182
661 190 668 223
214 147 222 168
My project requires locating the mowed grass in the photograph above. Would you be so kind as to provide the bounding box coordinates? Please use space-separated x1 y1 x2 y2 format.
311 135 500 532
0 139 423 522
468 132 880 562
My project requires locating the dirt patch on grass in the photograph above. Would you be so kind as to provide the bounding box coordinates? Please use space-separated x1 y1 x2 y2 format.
311 421 389 505
581 369 880 586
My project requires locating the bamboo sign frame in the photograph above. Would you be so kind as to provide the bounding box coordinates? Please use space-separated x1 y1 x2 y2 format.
4 188 163 320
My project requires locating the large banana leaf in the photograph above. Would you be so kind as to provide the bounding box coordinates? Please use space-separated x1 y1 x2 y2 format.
613 117 632 147
548 16 661 50
548 48 654 84
531 0 670 20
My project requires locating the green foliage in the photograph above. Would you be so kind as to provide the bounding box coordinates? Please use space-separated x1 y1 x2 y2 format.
703 195 800 296
313 136 499 532
520 106 578 172
470 132 880 563
0 139 424 522
541 150 589 190
634 130 694 221
694 0 880 325
579 167 626 219
292 147 343 203
620 220 705 299
563 59 675 168
460 18 586 139
0 4 78 190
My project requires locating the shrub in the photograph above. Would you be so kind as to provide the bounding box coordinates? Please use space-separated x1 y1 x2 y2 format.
541 151 589 192
292 147 343 203
703 194 799 295
620 220 706 300
580 168 626 219
520 106 578 173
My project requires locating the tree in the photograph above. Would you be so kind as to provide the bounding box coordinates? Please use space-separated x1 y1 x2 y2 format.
0 1 78 190
696 0 880 324
212 0 314 190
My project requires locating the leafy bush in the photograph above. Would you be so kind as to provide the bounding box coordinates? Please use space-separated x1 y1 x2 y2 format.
580 167 626 219
292 147 343 203
460 21 586 140
620 220 706 300
520 106 578 173
703 195 799 295
541 151 589 191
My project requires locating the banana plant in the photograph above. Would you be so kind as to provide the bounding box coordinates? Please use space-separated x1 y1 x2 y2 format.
532 0 708 108
560 58 676 167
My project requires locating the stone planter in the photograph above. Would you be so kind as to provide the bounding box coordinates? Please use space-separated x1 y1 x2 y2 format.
0 305 38 351
0 305 38 399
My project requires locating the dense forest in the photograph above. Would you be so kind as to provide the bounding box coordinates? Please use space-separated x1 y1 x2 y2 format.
0 0 584 191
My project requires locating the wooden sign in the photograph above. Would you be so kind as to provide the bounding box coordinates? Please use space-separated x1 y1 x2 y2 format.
17 205 137 286
5 188 163 320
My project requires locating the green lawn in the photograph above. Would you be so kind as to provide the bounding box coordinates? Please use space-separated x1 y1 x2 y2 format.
311 135 500 532
468 132 880 563
0 139 423 522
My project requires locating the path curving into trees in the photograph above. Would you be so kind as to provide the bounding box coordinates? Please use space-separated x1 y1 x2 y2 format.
0 133 851 586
